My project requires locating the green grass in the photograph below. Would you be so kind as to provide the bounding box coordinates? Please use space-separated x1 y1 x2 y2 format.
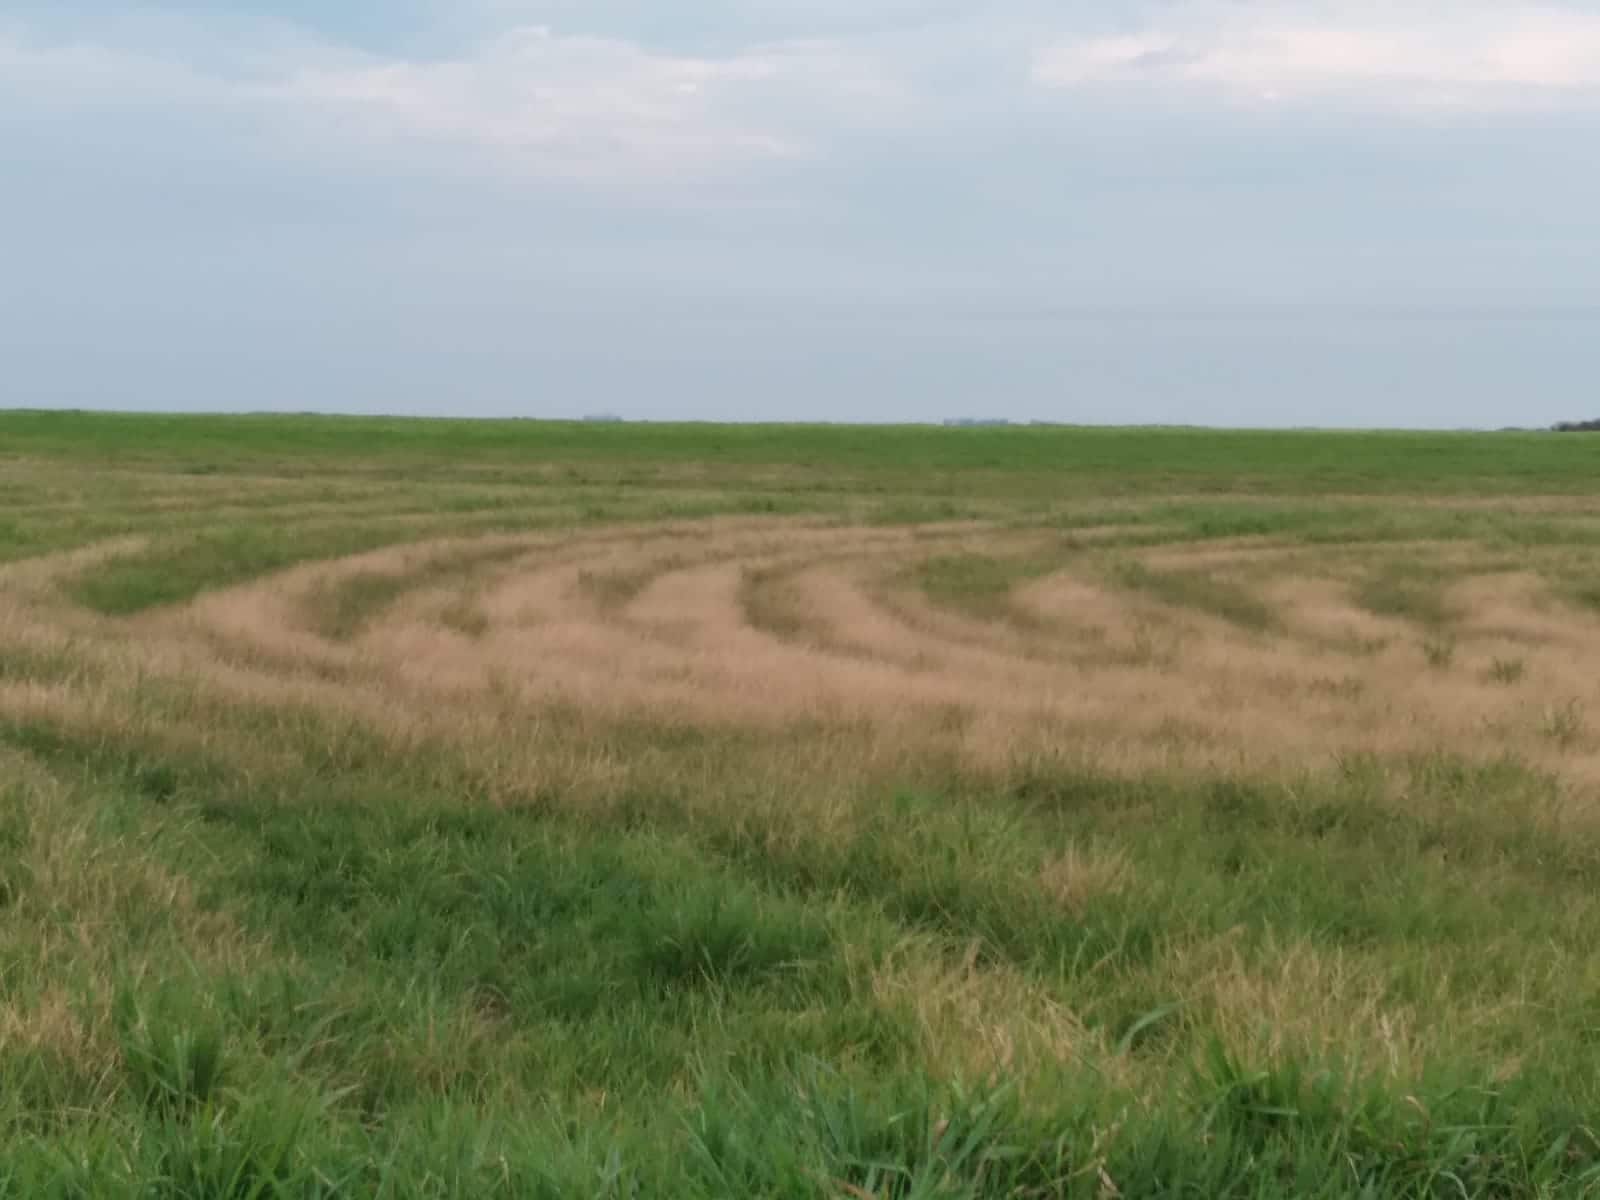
7 409 1600 494
1356 563 1457 629
305 545 529 641
6 412 1600 1195
4 705 1600 1195
911 552 1063 622
1112 561 1279 632
69 526 430 616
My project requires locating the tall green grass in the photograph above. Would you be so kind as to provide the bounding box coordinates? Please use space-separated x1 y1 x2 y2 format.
5 690 1600 1194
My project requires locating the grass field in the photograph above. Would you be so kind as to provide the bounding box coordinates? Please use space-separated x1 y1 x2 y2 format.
5 411 1600 1197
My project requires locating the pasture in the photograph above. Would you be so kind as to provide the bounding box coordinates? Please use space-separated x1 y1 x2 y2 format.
4 412 1600 1196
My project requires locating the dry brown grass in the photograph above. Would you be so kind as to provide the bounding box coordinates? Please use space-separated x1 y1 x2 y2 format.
865 940 1103 1086
0 746 265 1089
1039 844 1135 916
1187 940 1430 1079
9 518 1600 796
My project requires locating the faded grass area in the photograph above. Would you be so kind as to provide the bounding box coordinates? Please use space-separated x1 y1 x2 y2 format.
4 413 1600 1196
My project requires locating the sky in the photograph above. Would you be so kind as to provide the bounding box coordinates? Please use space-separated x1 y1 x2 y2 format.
4 1 1600 427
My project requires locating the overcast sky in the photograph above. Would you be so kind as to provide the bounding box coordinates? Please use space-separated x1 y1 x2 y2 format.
4 1 1599 426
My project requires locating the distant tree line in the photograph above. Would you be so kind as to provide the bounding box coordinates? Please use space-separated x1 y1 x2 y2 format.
1553 419 1600 432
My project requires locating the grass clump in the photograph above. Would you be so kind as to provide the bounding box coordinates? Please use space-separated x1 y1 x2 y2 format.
1541 700 1586 750
1422 633 1457 670
1486 656 1526 685
114 986 229 1117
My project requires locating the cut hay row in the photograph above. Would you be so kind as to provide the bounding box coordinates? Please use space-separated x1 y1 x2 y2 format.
7 518 1600 786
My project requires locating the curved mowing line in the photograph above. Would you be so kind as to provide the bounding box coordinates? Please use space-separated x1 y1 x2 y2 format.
302 542 537 642
27 517 1600 778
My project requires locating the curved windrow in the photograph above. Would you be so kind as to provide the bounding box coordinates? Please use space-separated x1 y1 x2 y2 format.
10 517 1599 779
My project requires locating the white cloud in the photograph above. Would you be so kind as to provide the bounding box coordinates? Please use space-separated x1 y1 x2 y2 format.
0 31 222 104
267 28 889 174
1033 4 1600 107
0 18 900 179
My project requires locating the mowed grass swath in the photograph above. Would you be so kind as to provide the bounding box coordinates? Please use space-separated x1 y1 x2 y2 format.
5 411 1600 1196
